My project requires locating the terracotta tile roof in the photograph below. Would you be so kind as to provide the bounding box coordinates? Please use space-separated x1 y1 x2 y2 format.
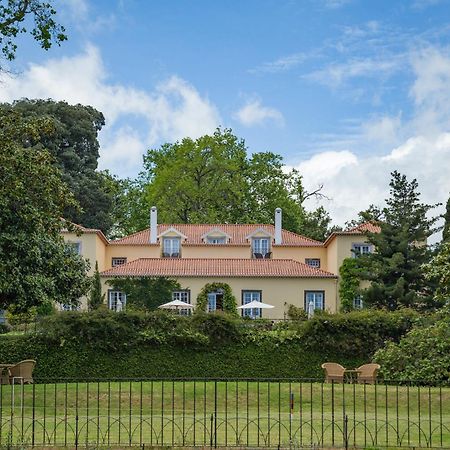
61 220 109 244
110 224 323 247
347 222 381 234
324 221 381 246
100 258 337 278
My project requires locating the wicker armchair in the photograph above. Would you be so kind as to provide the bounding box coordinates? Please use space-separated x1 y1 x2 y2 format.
9 359 36 384
356 363 380 384
321 362 346 383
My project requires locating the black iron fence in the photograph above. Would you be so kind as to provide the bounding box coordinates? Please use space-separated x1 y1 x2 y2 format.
0 378 449 448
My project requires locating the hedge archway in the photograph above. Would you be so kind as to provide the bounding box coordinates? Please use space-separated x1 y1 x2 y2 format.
196 282 238 315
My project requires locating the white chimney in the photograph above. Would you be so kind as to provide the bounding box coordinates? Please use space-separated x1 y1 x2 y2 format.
150 206 157 244
275 208 282 245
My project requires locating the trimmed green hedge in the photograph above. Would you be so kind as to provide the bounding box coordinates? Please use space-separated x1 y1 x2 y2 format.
0 309 420 380
0 334 365 379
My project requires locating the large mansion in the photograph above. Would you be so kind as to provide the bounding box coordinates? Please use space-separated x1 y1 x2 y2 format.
62 207 379 318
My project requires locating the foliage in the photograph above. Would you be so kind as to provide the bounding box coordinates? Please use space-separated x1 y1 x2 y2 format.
191 312 242 342
195 282 238 315
106 277 181 311
89 262 104 310
0 99 120 235
118 129 332 240
0 309 420 379
339 258 363 312
423 241 450 305
286 303 307 321
359 171 441 311
0 0 66 64
0 110 90 312
298 308 420 357
374 315 450 382
443 196 450 242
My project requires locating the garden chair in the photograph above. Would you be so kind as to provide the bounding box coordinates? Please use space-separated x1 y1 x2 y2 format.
321 362 346 383
9 359 36 384
356 363 380 384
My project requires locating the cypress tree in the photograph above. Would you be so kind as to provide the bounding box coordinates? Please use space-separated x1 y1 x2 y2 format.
89 262 104 310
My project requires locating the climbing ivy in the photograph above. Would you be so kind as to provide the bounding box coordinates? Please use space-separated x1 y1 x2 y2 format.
339 258 363 312
195 282 238 315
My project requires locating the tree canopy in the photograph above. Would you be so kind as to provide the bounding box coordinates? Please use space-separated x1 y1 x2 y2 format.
358 171 440 311
0 99 119 235
0 0 66 65
117 128 332 240
0 110 90 313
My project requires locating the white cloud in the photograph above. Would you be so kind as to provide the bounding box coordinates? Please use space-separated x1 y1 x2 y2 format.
304 56 404 88
0 45 221 176
322 0 353 9
292 47 450 234
234 99 284 127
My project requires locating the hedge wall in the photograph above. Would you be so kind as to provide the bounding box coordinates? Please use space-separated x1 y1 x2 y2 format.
0 309 420 380
0 334 366 379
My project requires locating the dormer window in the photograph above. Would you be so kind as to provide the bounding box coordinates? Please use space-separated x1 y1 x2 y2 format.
202 228 231 244
207 237 226 244
252 238 271 259
163 237 181 257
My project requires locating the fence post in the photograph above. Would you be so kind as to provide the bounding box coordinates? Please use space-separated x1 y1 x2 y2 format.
343 414 349 450
214 380 218 448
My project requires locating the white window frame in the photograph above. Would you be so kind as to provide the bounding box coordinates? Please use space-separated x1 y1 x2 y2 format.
108 291 127 311
305 258 321 268
242 291 262 318
112 257 127 267
163 237 181 257
252 238 270 256
304 291 325 311
206 237 226 244
353 295 364 309
172 290 191 315
352 243 372 258
66 241 82 255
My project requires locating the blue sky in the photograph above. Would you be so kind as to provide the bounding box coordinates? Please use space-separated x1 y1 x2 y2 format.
3 0 450 227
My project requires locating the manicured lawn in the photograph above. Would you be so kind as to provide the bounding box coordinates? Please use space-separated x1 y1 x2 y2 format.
1 380 449 448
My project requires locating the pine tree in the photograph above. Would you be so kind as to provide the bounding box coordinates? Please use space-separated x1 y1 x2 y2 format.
443 196 450 242
360 171 440 311
89 262 104 310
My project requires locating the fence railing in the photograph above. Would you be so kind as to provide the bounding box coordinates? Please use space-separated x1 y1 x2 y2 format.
0 378 449 448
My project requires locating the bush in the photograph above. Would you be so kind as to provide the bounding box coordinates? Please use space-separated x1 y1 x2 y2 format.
374 316 450 383
298 308 420 356
286 303 307 321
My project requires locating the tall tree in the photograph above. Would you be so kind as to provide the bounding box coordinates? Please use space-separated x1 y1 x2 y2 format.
120 128 332 239
359 171 440 311
0 0 66 67
0 110 90 313
145 129 249 224
0 99 118 234
443 196 450 242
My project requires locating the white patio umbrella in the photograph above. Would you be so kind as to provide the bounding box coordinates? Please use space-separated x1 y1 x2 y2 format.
238 300 274 318
307 301 315 319
158 299 194 310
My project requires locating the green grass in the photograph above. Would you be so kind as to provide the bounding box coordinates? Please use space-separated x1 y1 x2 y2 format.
0 381 449 448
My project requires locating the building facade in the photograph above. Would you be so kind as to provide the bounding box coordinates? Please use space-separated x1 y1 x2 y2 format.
62 208 379 318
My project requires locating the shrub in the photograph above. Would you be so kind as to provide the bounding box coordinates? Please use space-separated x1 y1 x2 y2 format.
374 316 450 383
286 303 307 321
299 308 420 356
